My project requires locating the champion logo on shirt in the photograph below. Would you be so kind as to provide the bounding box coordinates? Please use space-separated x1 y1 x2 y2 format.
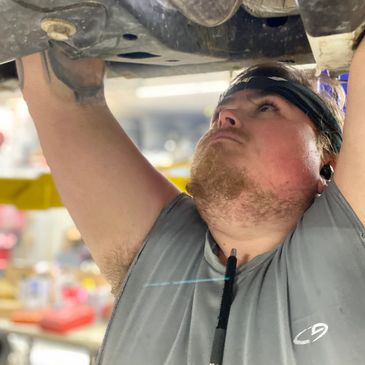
293 323 328 345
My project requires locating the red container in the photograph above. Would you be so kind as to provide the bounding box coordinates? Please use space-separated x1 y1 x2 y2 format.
39 304 95 333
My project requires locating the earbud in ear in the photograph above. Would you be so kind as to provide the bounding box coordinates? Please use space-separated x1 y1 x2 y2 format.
320 164 334 180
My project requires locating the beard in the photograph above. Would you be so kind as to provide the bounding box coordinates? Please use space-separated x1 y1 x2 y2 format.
186 140 313 229
186 142 251 201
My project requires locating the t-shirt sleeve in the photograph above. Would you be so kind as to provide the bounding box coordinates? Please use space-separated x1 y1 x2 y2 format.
114 193 204 297
298 179 365 248
287 179 365 290
284 181 365 360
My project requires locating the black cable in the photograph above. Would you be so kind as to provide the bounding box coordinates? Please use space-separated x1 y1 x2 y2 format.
209 248 237 365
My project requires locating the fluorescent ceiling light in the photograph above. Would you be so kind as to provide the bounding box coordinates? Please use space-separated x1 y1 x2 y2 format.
136 80 229 98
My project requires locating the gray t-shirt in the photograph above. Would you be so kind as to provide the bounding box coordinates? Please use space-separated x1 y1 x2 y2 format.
97 180 365 365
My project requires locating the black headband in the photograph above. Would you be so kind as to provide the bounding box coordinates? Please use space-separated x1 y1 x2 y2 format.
218 76 343 154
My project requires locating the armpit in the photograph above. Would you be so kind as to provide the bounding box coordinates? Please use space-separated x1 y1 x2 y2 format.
100 247 135 296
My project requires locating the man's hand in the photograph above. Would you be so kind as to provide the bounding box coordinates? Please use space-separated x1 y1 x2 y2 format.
17 42 106 108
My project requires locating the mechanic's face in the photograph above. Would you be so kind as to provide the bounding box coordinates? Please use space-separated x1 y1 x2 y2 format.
187 88 323 218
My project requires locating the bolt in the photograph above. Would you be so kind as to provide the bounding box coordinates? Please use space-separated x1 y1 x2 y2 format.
40 18 76 41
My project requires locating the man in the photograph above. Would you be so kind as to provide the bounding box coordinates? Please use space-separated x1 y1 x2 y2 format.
17 33 365 364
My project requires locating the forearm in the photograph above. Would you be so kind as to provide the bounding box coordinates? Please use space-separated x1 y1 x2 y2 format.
17 45 179 291
19 48 108 176
17 46 124 176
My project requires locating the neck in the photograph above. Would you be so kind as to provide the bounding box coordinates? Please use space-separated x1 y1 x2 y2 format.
195 192 309 267
209 220 296 266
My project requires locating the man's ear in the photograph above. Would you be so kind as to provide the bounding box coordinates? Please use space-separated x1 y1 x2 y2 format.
317 157 337 194
320 164 334 179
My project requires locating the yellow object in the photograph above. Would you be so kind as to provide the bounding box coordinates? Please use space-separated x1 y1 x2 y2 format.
0 279 16 300
159 162 190 192
82 277 96 290
0 165 191 210
0 174 63 210
165 175 189 192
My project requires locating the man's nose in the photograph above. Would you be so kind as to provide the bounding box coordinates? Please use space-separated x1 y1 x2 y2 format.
217 109 241 129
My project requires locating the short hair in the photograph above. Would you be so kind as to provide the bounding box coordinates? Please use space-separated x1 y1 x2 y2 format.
230 62 345 161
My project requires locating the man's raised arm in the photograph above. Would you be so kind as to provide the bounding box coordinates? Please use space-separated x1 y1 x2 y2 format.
333 35 365 225
17 46 180 294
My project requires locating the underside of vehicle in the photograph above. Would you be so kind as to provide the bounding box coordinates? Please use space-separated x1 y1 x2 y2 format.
0 0 364 83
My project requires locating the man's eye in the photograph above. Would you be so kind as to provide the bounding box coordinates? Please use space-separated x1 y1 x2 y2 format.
258 102 277 112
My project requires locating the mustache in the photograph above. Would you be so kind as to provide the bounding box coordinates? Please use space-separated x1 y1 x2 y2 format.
201 127 250 144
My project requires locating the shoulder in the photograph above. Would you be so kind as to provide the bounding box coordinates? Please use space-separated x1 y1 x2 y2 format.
301 179 365 231
285 179 365 264
107 193 205 295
